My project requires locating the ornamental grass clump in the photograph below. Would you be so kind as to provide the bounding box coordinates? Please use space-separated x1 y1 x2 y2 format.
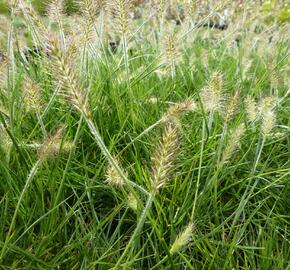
1 127 70 259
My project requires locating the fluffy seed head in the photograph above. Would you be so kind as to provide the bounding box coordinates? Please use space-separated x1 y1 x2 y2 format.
127 193 138 211
0 124 12 160
209 72 223 96
222 123 245 164
268 62 280 89
78 0 99 45
161 31 181 78
151 123 180 191
170 222 194 255
162 99 196 123
37 127 68 160
259 96 277 116
22 77 42 113
151 0 167 19
244 96 257 122
222 90 240 122
47 38 90 117
261 110 276 136
0 57 8 87
200 72 224 112
47 0 64 23
105 156 127 188
184 0 197 21
110 0 132 36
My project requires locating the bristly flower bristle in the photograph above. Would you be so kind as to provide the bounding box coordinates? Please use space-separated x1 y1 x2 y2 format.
127 192 138 211
200 71 224 112
22 77 42 113
258 96 277 117
170 222 194 255
47 0 64 23
161 28 181 78
222 90 240 122
221 123 245 164
245 96 257 123
151 123 180 191
46 38 90 117
261 110 276 136
162 98 196 123
105 156 127 188
37 127 66 160
110 0 132 36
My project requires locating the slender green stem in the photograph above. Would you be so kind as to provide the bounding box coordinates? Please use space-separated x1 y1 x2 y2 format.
113 192 156 269
191 120 206 220
36 112 47 138
0 159 42 261
122 34 132 98
252 135 266 174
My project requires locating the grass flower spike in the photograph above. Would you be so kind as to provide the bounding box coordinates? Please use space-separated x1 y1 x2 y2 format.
47 38 90 117
151 123 179 191
245 96 257 122
127 192 138 211
105 156 127 188
37 127 67 160
162 98 196 123
170 222 194 255
261 110 276 136
22 77 42 113
222 123 245 164
200 71 224 112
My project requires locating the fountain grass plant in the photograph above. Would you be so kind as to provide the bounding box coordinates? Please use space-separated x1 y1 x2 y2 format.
0 0 289 269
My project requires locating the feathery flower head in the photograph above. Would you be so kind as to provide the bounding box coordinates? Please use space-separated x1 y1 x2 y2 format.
0 57 7 87
160 27 182 78
46 37 90 117
244 96 257 122
162 98 196 123
47 0 64 23
222 90 240 122
110 0 133 36
127 192 138 211
259 96 277 116
0 124 12 160
184 0 198 21
105 156 127 188
222 123 245 164
261 110 276 136
22 77 42 113
37 127 68 160
151 123 180 191
200 71 224 112
170 222 194 255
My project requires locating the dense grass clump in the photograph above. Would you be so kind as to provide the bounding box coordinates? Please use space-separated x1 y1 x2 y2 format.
0 1 289 269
